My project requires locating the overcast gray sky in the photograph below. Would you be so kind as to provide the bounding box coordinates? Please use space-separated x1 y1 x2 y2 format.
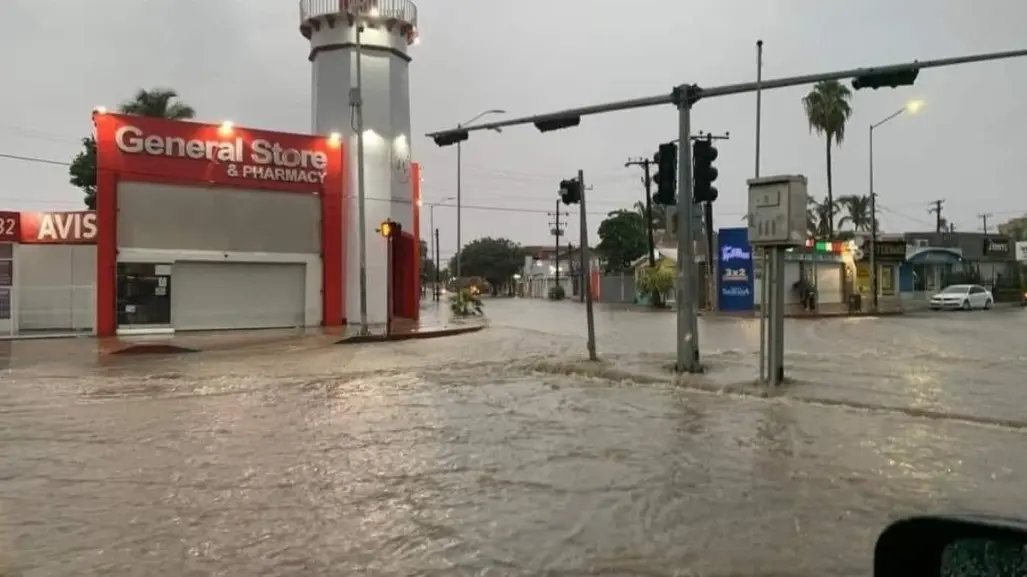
2 0 1025 262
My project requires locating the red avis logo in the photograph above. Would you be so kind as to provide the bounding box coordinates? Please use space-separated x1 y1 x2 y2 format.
114 125 329 184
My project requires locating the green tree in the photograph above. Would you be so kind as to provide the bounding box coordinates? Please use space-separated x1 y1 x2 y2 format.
596 209 647 274
70 88 197 209
807 195 838 239
802 80 853 237
449 237 525 292
637 259 675 307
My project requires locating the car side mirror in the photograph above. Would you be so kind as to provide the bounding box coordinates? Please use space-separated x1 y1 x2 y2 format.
875 516 1027 577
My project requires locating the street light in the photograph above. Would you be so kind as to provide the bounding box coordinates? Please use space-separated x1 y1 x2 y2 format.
869 99 924 311
455 108 506 280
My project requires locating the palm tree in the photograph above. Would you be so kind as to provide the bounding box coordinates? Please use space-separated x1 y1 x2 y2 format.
837 194 874 232
118 88 196 119
71 88 196 209
633 200 667 230
802 80 853 238
807 196 834 239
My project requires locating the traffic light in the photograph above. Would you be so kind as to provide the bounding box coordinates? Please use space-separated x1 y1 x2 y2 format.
559 178 581 205
852 67 920 90
692 138 718 203
378 218 402 238
653 142 677 205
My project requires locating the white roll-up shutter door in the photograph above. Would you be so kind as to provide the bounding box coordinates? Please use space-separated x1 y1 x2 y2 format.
171 262 305 331
815 263 843 304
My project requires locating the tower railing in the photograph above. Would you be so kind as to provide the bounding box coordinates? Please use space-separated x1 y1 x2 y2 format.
300 0 418 39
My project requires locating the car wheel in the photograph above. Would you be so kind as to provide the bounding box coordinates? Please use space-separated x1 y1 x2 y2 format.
984 299 993 310
961 300 971 310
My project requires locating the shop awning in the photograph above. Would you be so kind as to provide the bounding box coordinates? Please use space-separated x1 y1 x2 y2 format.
906 247 963 265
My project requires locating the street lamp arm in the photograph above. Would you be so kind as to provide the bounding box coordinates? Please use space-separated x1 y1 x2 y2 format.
460 108 507 127
872 107 907 130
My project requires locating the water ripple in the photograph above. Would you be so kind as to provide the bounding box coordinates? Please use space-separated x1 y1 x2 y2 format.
1 300 1025 576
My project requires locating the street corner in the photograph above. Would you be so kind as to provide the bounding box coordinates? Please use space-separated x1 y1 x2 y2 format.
334 322 487 345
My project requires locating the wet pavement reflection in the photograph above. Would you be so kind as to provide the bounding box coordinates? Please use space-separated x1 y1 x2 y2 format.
1 299 1025 576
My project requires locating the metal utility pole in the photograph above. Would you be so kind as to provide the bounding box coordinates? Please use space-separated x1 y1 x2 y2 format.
755 39 767 383
548 201 568 291
675 88 701 373
929 200 945 232
979 213 993 233
625 157 657 266
434 227 441 301
428 197 455 301
353 7 369 334
755 40 764 177
426 46 1027 374
578 169 598 361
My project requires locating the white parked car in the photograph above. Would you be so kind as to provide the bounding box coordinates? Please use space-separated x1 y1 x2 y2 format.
929 284 993 311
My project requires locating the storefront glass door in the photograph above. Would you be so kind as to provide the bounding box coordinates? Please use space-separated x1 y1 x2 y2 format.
116 263 172 330
0 243 12 336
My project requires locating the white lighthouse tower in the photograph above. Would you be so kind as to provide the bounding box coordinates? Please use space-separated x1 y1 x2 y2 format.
300 0 419 327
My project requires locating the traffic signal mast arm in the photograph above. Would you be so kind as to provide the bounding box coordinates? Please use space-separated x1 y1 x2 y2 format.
426 48 1027 142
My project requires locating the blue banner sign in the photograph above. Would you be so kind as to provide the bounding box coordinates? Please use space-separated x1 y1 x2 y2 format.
717 227 754 312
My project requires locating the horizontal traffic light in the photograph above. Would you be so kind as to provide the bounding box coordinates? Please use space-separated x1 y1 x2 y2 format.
432 130 469 147
534 115 581 133
852 67 920 90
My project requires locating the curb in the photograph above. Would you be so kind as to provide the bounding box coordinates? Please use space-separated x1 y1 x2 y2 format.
698 310 907 319
335 324 485 344
105 343 200 356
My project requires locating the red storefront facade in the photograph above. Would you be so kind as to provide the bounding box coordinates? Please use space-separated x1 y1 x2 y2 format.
2 113 422 338
92 112 345 337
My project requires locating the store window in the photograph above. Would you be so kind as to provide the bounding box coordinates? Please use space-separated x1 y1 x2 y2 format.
116 263 171 327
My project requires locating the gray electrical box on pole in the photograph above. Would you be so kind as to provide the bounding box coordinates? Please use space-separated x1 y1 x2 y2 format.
746 174 808 385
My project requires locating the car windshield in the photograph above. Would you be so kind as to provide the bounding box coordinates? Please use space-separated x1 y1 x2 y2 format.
942 285 969 294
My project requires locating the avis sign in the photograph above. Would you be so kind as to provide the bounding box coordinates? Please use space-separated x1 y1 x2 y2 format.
20 212 97 244
113 123 331 185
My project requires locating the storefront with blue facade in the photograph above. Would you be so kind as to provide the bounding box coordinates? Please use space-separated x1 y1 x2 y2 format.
900 246 964 293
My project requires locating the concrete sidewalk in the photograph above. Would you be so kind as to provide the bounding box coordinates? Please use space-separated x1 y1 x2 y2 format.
0 303 487 362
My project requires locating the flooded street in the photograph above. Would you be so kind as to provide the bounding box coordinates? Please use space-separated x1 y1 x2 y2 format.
2 299 1026 576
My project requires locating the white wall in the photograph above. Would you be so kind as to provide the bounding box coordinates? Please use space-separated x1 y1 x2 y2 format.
14 244 95 332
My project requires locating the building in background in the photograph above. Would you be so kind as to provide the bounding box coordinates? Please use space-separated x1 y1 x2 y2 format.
901 230 1016 296
520 246 572 299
